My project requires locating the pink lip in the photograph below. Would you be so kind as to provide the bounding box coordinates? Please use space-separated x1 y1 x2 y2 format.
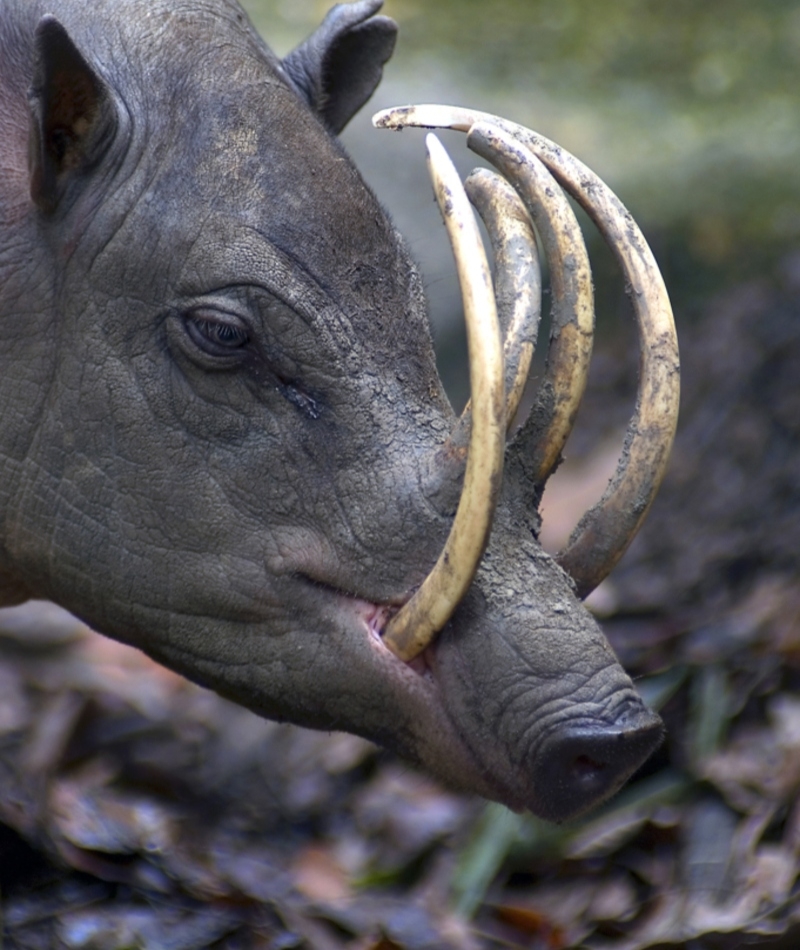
354 599 433 675
359 601 394 642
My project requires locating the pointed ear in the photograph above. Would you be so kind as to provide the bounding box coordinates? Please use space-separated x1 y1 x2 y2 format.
282 0 397 136
27 15 118 214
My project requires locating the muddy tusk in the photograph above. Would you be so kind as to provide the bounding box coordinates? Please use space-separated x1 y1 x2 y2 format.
381 134 505 661
374 105 679 598
464 168 541 429
374 104 477 133
439 169 540 459
467 126 595 482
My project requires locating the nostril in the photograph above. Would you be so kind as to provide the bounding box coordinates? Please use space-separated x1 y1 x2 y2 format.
533 706 664 822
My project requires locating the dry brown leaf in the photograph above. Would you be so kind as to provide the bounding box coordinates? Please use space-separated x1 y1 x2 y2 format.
48 767 177 856
539 437 621 555
493 903 567 947
292 843 352 903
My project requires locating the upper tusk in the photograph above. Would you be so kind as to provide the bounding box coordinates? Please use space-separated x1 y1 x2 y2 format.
374 105 680 599
374 104 477 133
464 168 541 430
381 134 505 661
466 125 595 483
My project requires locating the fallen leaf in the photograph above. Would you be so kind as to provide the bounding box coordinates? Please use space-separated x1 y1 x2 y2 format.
292 843 351 903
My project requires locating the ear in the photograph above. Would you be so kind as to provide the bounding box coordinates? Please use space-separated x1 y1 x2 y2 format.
282 0 397 135
27 15 118 214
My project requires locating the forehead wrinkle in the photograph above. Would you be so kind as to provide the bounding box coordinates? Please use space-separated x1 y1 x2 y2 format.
178 222 362 356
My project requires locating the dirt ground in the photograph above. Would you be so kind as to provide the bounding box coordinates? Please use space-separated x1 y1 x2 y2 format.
1 255 799 949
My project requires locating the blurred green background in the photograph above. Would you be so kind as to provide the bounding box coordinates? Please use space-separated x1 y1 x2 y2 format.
241 0 800 400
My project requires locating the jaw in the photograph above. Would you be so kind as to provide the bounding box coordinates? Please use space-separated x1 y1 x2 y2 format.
336 595 523 806
49 534 661 823
329 592 663 821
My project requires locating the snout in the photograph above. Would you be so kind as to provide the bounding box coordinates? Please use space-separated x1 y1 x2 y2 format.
532 700 664 823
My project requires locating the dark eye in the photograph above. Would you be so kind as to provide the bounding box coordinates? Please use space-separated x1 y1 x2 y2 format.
185 312 249 354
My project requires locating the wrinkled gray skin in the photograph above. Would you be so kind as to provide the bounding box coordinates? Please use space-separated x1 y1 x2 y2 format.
0 0 662 821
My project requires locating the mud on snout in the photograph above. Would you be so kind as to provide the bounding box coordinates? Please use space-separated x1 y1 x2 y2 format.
427 529 664 823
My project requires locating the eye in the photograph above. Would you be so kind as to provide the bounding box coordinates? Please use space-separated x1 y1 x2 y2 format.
185 311 250 355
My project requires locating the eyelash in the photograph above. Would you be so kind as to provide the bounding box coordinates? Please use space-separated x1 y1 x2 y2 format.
186 314 250 352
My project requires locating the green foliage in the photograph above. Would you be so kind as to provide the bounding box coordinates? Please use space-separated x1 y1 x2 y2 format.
243 0 800 303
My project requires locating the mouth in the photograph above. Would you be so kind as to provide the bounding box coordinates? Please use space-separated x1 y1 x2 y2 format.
287 572 516 798
294 569 434 670
358 599 435 677
293 573 663 821
296 578 533 809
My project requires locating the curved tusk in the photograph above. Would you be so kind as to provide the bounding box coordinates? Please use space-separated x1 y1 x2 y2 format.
374 105 680 598
464 168 541 429
381 134 505 661
374 103 478 133
442 169 540 462
467 128 595 482
377 107 594 481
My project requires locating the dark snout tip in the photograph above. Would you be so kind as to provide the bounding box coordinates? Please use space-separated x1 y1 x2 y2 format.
533 704 664 823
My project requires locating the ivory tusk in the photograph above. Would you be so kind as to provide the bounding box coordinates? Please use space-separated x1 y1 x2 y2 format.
467 127 595 482
374 105 680 598
374 104 477 133
381 134 505 661
377 107 594 479
464 168 541 429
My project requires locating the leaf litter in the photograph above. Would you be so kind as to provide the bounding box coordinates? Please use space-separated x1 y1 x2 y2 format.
2 259 800 949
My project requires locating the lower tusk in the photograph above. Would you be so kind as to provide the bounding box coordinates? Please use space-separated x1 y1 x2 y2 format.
374 105 679 598
381 134 505 661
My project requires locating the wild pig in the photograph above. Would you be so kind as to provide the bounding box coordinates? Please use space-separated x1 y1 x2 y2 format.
0 0 679 821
